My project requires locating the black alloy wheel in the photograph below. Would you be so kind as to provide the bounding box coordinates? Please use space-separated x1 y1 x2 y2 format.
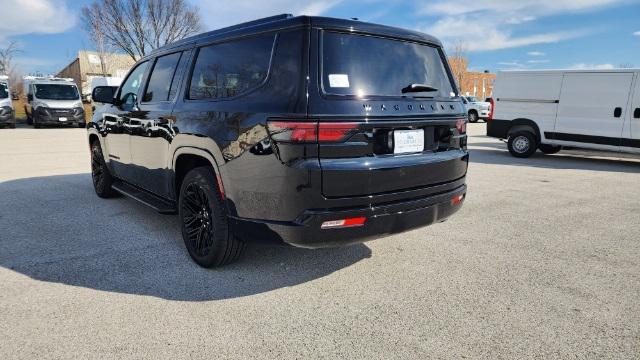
91 142 117 198
179 167 244 268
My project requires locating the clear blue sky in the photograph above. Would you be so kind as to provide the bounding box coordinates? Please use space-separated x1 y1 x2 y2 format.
1 0 639 75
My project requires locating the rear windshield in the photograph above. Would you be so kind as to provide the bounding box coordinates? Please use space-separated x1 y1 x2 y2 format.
34 84 79 100
0 83 8 99
322 32 455 98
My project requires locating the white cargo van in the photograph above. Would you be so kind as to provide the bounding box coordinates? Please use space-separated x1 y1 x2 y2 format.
23 76 85 128
0 75 15 128
487 69 640 157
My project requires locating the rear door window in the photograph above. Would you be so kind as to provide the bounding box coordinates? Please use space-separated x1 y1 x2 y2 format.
188 34 275 100
143 52 183 103
322 32 455 99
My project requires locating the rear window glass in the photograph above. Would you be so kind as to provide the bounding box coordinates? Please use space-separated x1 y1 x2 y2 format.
322 32 455 98
189 34 275 100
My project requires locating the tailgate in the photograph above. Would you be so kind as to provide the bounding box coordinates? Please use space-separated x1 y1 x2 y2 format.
319 119 468 198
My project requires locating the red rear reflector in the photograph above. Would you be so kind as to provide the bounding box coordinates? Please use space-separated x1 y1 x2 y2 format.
456 118 466 134
318 122 359 142
321 216 367 229
215 172 226 200
451 194 464 205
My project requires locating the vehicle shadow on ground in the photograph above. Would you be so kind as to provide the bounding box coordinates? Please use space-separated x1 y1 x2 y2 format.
0 174 371 302
469 143 640 173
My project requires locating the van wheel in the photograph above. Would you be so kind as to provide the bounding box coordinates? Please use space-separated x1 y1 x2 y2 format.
468 111 478 123
179 167 244 268
507 131 537 158
539 144 562 154
91 142 118 198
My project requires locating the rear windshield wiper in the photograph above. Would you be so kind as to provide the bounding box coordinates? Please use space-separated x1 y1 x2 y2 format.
401 83 439 94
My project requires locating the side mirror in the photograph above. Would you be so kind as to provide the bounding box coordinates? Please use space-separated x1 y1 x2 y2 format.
27 94 33 102
92 86 118 104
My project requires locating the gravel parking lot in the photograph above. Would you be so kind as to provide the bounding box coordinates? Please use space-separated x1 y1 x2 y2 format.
1 123 639 359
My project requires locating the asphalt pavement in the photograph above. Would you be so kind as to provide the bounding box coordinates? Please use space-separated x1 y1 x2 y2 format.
1 123 639 359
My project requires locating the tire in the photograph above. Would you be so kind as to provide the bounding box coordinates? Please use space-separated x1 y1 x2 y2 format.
179 166 244 268
539 144 562 155
32 114 40 128
468 111 479 123
26 108 32 125
91 141 118 198
78 122 85 128
8 123 15 129
507 130 537 158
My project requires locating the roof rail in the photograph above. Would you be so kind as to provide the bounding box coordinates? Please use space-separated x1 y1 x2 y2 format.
153 13 294 53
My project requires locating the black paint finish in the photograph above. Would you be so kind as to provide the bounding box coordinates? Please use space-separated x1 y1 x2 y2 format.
87 15 468 247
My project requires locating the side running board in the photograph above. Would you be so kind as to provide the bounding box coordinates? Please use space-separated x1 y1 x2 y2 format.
112 181 177 214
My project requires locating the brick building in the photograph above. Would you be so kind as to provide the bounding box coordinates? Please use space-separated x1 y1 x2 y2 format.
448 57 496 100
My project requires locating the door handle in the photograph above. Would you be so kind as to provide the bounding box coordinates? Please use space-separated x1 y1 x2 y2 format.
613 107 622 118
634 108 640 119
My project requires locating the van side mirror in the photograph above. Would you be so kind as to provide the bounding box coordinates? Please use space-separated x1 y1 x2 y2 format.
92 86 118 104
27 94 33 102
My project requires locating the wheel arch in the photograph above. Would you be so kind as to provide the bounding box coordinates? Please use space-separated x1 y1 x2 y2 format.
172 147 224 203
507 118 541 142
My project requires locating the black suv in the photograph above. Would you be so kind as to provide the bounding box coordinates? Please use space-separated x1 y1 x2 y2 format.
89 15 468 267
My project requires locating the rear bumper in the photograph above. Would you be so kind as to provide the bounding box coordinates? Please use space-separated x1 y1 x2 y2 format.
230 183 466 248
486 119 511 138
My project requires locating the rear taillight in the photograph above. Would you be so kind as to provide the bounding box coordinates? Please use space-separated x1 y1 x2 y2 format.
318 122 359 142
267 121 359 143
267 121 317 143
455 118 466 134
488 98 494 121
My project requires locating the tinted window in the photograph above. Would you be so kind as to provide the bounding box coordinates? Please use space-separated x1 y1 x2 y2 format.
143 52 182 102
120 61 149 103
0 83 7 99
189 34 275 100
322 32 455 98
34 84 79 100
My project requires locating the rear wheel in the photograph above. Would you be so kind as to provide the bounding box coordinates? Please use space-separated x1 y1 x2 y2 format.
539 144 562 154
91 142 118 198
468 111 479 123
507 130 537 158
179 167 244 268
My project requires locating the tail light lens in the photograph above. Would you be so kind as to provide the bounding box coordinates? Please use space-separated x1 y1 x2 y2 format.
267 121 317 143
455 118 466 134
267 121 359 143
318 122 359 142
488 98 494 121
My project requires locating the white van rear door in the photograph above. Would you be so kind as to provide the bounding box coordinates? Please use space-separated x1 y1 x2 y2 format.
628 73 640 146
555 72 633 140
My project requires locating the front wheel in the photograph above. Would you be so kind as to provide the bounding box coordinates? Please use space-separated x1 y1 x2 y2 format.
539 144 562 154
507 131 537 158
179 167 245 268
91 142 118 198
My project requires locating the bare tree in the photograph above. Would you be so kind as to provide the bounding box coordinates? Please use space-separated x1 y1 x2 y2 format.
448 41 469 94
0 41 20 75
0 41 24 96
81 0 202 62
